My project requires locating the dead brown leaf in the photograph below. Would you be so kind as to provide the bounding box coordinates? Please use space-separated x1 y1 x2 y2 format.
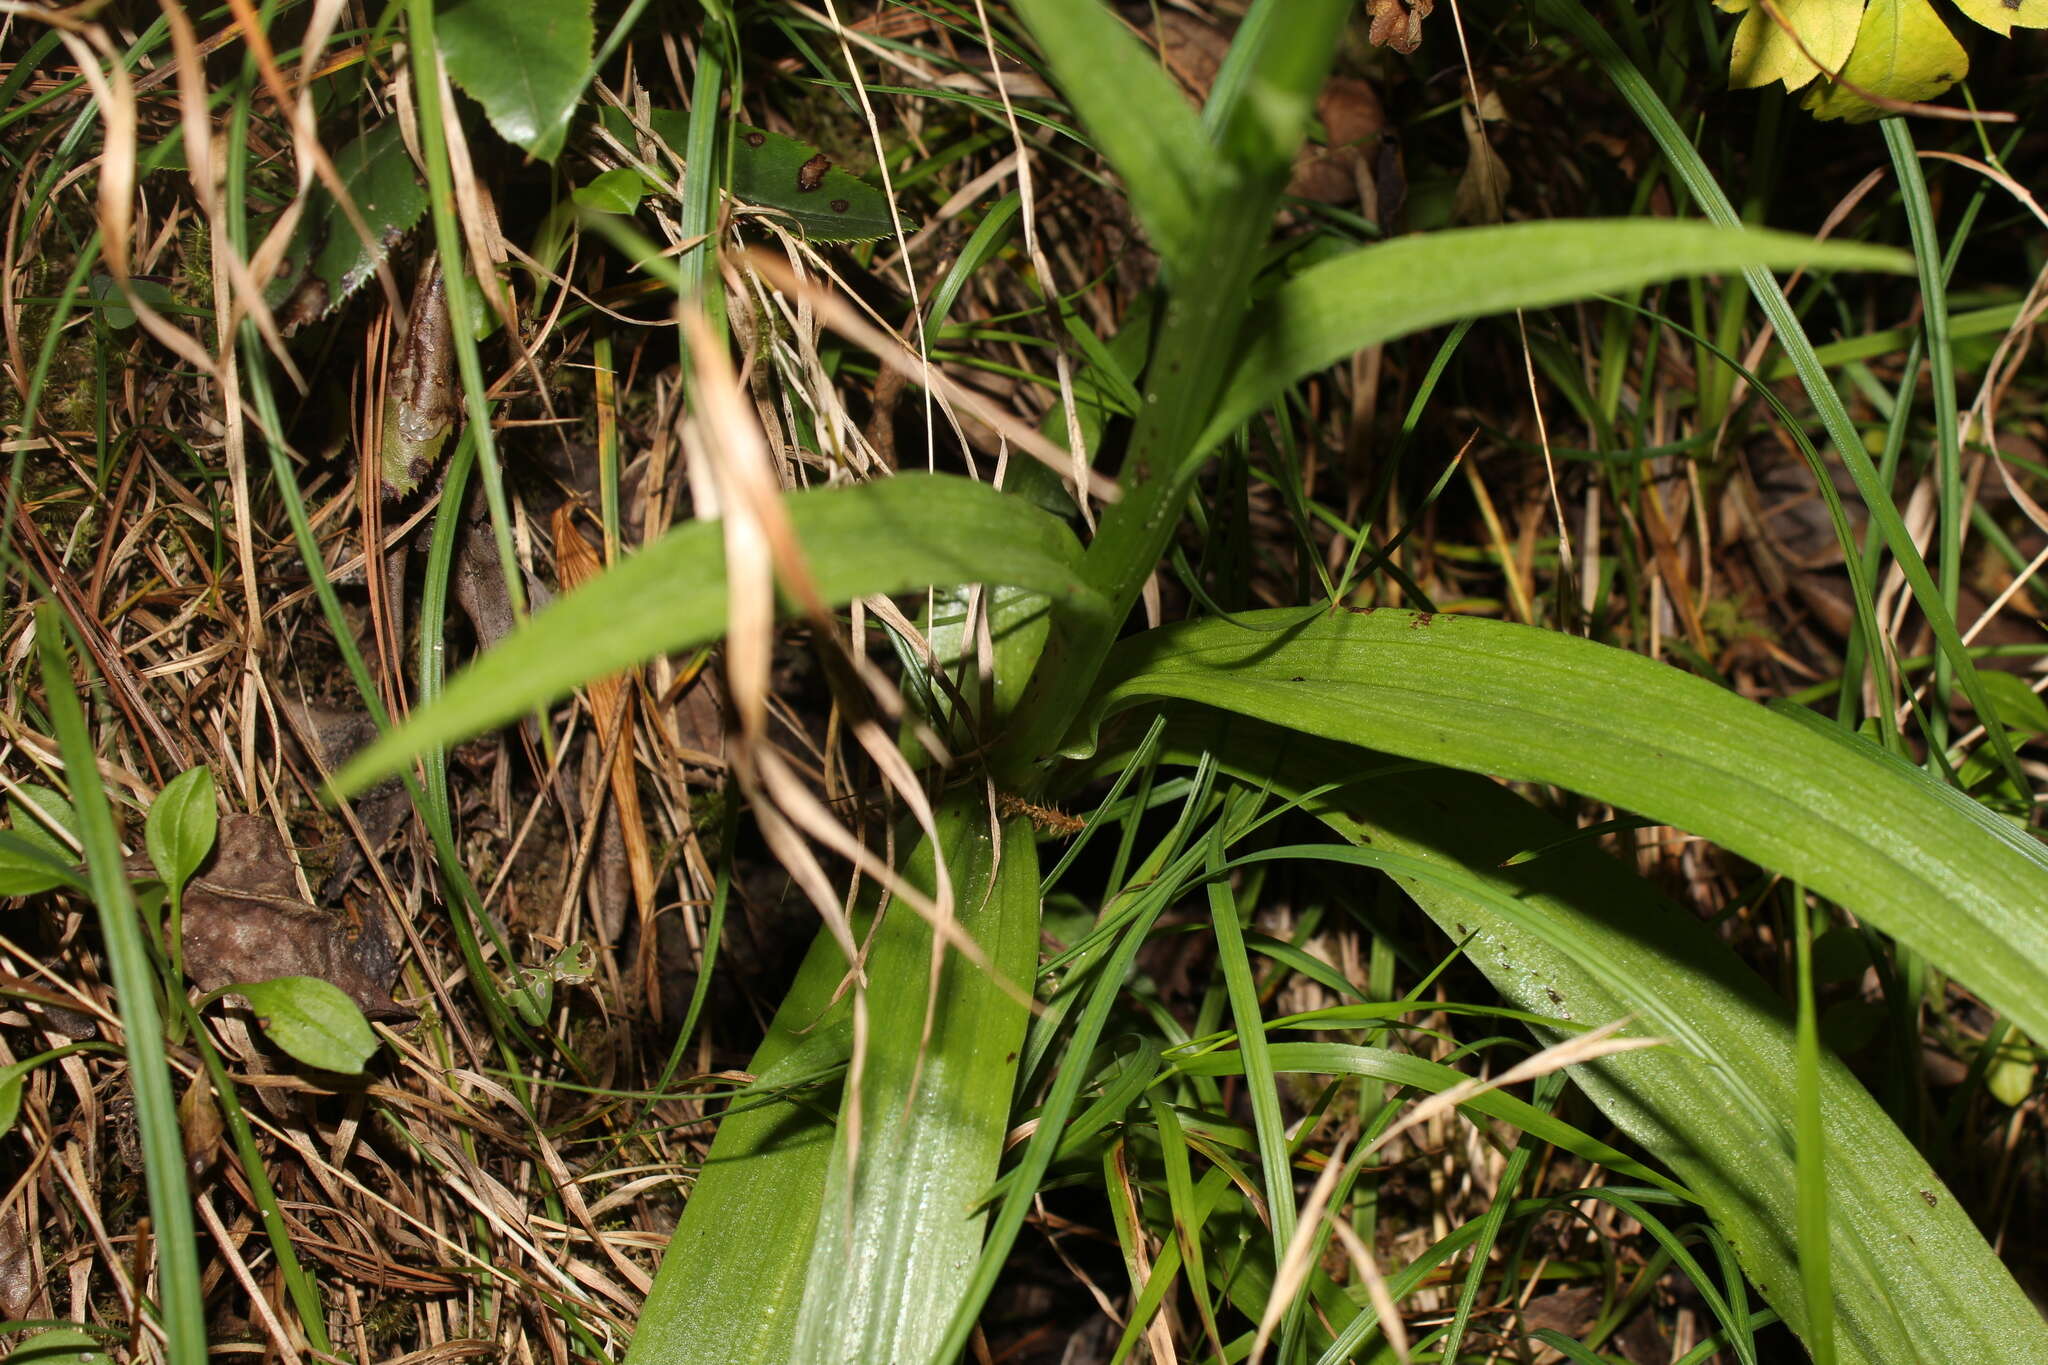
1453 104 1511 224
1366 0 1434 53
180 815 406 1021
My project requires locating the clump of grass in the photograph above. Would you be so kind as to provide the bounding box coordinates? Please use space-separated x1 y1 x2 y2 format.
3 3 2046 1363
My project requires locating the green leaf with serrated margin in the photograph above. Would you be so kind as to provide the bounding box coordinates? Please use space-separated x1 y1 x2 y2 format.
437 0 594 163
270 120 428 325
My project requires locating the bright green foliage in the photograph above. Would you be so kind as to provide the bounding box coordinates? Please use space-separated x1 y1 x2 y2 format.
1068 608 2048 1044
0 1329 112 1365
332 473 1102 796
144 765 215 897
230 976 379 1074
437 0 595 162
311 2 2048 1361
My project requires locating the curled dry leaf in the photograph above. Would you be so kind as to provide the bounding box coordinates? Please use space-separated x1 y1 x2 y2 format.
179 815 407 1022
1365 0 1434 53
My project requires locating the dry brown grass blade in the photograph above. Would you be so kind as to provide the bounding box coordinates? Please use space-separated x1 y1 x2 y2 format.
554 508 659 928
745 247 1120 504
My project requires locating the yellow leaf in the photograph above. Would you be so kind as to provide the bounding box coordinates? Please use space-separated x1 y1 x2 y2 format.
1804 0 1969 119
1729 0 1866 90
1950 0 2048 35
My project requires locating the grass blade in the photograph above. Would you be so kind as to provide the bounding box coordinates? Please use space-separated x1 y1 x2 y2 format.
1006 0 1212 269
35 605 205 1363
1531 0 2024 791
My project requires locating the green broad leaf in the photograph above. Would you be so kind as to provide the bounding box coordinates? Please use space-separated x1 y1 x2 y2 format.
1802 0 1970 120
789 797 1039 1364
145 765 216 895
1083 716 2048 1365
1 1329 112 1365
604 108 899 242
87 274 175 330
0 830 85 896
572 167 648 214
7 785 80 864
232 976 378 1074
0 1073 21 1138
1008 0 1213 269
625 929 854 1365
1198 221 1912 456
332 474 1104 796
727 124 899 243
1067 609 2048 1046
435 0 593 163
270 119 429 324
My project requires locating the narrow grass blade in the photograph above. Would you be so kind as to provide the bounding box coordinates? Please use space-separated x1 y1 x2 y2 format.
333 474 1103 795
35 606 205 1363
1070 608 2048 1043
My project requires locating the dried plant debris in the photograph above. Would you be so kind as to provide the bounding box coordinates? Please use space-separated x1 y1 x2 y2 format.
178 814 407 1022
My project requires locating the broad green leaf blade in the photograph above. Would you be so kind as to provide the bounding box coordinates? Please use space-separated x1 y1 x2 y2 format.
625 936 853 1365
269 119 428 324
1068 608 2048 1044
791 797 1039 1365
233 977 378 1073
0 830 85 896
572 167 647 214
6 785 79 864
2 1329 112 1364
727 124 898 243
144 765 215 893
1100 717 2048 1365
1198 221 1910 455
1007 0 1212 269
333 474 1103 795
435 0 594 163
